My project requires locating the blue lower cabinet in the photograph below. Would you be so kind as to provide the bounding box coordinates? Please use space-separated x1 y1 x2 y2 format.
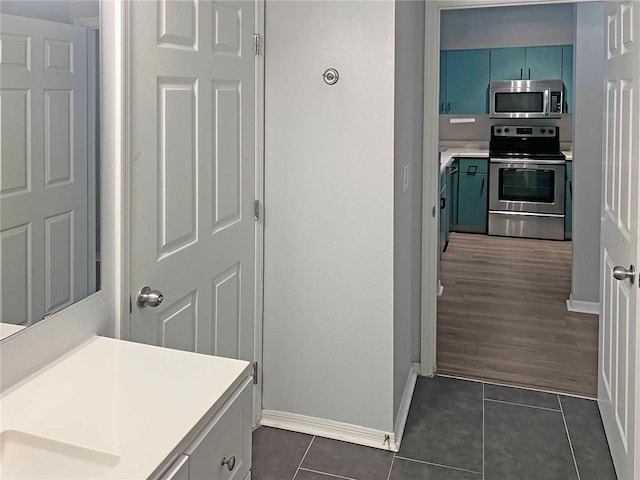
454 158 488 233
565 161 572 239
439 174 447 258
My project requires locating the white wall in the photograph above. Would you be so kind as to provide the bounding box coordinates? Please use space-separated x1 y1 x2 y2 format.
441 3 574 50
393 0 424 421
0 0 98 24
263 1 396 432
571 2 604 303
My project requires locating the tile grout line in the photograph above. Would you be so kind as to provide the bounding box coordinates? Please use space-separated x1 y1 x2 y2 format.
482 381 485 480
484 397 561 412
292 436 315 480
558 394 581 480
385 454 396 480
394 456 483 475
298 467 357 480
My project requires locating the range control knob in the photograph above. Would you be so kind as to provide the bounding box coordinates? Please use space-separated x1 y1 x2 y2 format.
540 128 546 134
504 128 510 133
496 128 502 134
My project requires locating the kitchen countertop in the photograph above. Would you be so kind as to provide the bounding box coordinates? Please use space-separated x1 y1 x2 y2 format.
0 336 251 479
439 145 573 172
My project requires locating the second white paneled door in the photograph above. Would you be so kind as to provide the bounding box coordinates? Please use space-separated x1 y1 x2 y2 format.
598 2 640 479
129 0 256 368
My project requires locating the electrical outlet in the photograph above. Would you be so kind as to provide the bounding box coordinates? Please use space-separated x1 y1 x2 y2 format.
403 164 410 192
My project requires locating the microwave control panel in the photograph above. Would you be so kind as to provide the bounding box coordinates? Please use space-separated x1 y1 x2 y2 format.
550 91 563 114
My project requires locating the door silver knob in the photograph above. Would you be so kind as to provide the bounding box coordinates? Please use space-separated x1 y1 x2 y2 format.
322 68 339 85
137 286 164 307
221 456 236 471
613 265 635 285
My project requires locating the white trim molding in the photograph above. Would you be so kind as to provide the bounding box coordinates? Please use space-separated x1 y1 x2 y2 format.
260 411 398 452
393 363 420 450
566 295 600 315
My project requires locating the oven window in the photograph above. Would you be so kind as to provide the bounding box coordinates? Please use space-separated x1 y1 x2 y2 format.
495 92 544 113
499 168 555 203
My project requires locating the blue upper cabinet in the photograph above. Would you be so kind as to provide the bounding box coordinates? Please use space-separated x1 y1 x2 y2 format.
440 51 447 114
446 49 490 114
490 47 526 81
524 46 563 80
562 45 573 114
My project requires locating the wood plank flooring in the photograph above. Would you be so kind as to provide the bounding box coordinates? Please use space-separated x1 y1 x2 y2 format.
437 233 598 398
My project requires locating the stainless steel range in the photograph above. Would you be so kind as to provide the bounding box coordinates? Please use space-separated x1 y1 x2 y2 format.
488 125 566 240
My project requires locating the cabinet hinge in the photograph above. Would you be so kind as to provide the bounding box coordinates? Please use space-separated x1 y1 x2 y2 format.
253 361 259 384
129 296 132 314
254 200 260 221
253 33 261 55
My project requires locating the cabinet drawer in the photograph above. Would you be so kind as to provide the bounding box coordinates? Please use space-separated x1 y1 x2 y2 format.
186 378 253 480
458 158 488 175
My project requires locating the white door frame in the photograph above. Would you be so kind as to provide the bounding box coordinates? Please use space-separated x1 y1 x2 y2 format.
100 0 266 424
420 0 596 376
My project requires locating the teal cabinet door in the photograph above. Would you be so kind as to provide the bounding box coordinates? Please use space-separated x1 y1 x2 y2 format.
525 46 563 80
446 49 490 114
565 161 572 238
562 45 573 114
449 160 459 225
440 51 447 114
490 47 526 80
457 159 488 232
439 175 446 257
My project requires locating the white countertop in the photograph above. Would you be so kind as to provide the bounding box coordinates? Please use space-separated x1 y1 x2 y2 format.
439 146 489 172
0 336 251 479
439 146 573 172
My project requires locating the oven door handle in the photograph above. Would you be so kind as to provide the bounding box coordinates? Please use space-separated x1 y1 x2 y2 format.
490 157 566 165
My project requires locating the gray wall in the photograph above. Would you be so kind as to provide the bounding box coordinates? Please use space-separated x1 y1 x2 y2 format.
0 0 99 24
263 1 396 433
571 2 604 304
393 0 424 423
441 4 574 50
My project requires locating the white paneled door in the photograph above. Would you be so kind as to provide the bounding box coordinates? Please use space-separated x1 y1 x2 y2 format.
599 2 640 479
129 1 257 370
0 15 88 325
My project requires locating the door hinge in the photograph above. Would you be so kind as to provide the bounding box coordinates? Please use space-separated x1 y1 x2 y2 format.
254 199 260 221
252 361 259 384
253 33 260 55
129 296 132 314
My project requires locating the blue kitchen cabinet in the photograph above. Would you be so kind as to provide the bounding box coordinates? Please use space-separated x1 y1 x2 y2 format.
440 51 447 114
562 45 573 114
446 49 490 114
490 47 526 81
455 158 488 233
525 46 563 80
439 170 447 257
565 161 572 239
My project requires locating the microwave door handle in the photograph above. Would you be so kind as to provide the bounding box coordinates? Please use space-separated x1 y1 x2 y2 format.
543 90 550 117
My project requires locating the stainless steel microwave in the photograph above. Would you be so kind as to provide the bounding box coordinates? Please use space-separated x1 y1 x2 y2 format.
490 80 564 119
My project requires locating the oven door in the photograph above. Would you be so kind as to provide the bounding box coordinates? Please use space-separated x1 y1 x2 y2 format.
489 159 565 215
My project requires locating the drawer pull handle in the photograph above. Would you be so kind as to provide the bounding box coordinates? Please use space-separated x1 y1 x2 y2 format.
222 456 236 471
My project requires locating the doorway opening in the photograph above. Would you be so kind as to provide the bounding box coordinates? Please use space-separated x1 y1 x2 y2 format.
424 2 601 399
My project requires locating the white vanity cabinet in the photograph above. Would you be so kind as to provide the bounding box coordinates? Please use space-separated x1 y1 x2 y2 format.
160 377 253 480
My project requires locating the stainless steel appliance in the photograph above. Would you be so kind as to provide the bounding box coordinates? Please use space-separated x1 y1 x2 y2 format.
490 80 564 119
488 125 566 240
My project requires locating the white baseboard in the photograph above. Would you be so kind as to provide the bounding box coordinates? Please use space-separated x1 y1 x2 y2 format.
260 410 398 452
393 363 419 450
566 295 600 315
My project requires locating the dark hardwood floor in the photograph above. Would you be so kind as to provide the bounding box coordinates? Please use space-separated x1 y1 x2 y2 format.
437 233 598 398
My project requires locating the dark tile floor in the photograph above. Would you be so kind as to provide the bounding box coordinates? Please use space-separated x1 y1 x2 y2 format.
252 375 618 480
